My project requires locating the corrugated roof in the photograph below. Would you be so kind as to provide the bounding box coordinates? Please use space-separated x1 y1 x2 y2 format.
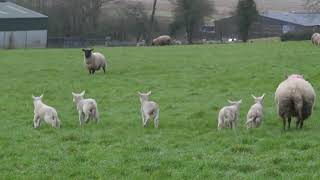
0 2 47 19
261 11 320 26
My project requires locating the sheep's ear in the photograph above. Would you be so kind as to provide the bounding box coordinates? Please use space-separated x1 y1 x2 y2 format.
72 92 76 96
147 91 152 96
82 49 85 52
238 99 242 104
251 94 257 99
261 93 266 99
90 48 94 51
138 91 143 95
32 95 35 99
40 94 43 99
80 91 85 96
227 100 233 104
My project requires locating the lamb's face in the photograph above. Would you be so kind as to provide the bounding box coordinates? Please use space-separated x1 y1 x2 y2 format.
252 94 265 104
72 91 85 103
82 48 94 58
228 100 242 106
138 91 151 102
32 94 43 104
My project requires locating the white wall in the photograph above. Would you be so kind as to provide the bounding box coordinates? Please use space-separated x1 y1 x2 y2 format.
0 30 47 49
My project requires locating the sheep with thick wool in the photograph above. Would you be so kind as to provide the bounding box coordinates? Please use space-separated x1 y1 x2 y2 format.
32 94 60 128
246 94 265 129
138 91 160 128
311 33 320 45
72 91 99 125
152 35 172 46
218 100 242 130
82 48 107 74
275 74 316 130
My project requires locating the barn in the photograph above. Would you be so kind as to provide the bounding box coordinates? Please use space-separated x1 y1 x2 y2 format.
0 1 48 48
215 11 320 41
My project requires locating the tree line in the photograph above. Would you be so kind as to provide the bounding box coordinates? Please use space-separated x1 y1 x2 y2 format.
16 0 262 43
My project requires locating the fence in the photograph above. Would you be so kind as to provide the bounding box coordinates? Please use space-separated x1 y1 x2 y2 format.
48 37 137 48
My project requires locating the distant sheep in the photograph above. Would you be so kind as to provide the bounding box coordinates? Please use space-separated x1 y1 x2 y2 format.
82 48 107 74
32 94 60 128
275 74 316 130
172 39 182 45
138 91 159 128
152 35 172 46
72 91 99 125
246 94 265 129
136 40 146 47
311 33 320 45
218 100 242 130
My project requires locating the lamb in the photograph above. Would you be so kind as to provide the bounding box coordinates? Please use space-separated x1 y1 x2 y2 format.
275 74 316 130
138 91 160 128
72 91 99 125
246 94 265 129
32 94 60 128
311 33 320 45
217 100 242 130
172 39 182 45
82 48 107 74
136 40 146 47
152 35 172 46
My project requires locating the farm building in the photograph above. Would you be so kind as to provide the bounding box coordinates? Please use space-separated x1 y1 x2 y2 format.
0 1 48 48
215 11 320 41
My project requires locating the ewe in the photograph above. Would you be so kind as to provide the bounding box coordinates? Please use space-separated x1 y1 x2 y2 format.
246 94 265 129
275 74 316 130
72 91 100 125
82 48 107 74
32 94 60 128
218 100 242 130
152 35 172 46
138 91 160 128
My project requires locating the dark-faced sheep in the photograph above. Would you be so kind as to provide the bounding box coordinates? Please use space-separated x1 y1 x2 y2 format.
82 48 107 74
275 74 316 130
152 35 172 46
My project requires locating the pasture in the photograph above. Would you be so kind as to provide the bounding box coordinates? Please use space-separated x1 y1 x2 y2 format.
1 41 320 179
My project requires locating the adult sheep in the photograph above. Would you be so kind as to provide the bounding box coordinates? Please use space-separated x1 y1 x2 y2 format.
152 35 172 46
311 33 320 45
275 74 316 130
82 48 107 74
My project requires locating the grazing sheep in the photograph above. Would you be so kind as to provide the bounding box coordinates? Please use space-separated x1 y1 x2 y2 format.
152 35 172 46
311 33 320 45
246 94 265 129
138 91 160 128
32 94 60 128
275 74 316 130
217 100 242 130
72 91 99 125
82 48 107 74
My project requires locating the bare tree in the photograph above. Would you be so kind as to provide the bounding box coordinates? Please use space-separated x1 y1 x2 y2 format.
305 0 320 12
146 0 158 45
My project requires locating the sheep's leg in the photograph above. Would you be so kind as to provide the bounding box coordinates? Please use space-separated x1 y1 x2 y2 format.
283 118 286 130
144 115 150 127
300 120 304 129
140 109 145 125
288 117 291 129
84 113 90 123
33 115 40 128
92 70 96 74
102 66 106 74
154 109 159 128
79 112 85 125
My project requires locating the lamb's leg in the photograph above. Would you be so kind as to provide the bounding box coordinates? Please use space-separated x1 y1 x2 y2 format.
33 115 40 128
84 113 90 123
141 108 145 125
79 112 85 125
154 109 159 128
144 115 150 127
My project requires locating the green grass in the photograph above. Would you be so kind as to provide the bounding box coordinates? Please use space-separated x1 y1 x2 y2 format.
1 41 320 179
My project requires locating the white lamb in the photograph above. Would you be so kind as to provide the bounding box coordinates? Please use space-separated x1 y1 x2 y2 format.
32 94 60 128
217 100 242 130
72 91 99 125
82 48 107 74
246 94 265 129
138 91 160 128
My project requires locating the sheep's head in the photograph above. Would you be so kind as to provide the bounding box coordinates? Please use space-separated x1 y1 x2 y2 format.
252 94 265 104
287 74 304 80
72 91 85 103
228 99 242 106
32 94 43 102
82 48 94 58
138 91 151 103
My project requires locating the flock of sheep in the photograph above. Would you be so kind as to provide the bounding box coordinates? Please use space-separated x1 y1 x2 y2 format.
32 42 317 131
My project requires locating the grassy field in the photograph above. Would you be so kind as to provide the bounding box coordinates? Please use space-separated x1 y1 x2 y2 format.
1 41 320 179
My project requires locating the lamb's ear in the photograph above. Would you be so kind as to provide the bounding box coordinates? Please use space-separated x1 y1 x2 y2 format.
72 92 76 96
227 100 233 104
261 93 266 99
80 91 85 96
238 99 242 104
138 91 143 95
40 94 43 99
32 95 35 99
251 94 257 99
147 91 152 96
